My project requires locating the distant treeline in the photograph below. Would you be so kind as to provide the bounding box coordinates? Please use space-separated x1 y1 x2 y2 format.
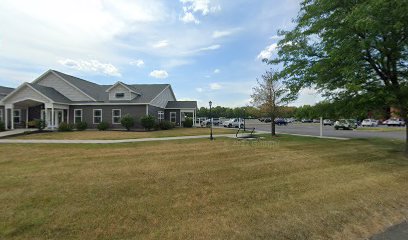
198 100 392 120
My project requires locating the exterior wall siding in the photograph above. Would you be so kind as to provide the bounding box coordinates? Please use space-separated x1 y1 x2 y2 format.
147 105 164 120
37 73 93 101
150 86 176 108
4 85 50 104
108 84 133 101
69 105 147 129
165 109 180 126
0 106 4 123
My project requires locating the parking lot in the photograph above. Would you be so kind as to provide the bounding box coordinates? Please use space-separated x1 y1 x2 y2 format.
243 119 406 140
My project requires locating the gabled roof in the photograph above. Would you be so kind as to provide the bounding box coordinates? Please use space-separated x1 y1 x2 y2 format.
105 81 141 95
0 86 14 101
51 70 103 101
166 101 197 109
28 83 71 103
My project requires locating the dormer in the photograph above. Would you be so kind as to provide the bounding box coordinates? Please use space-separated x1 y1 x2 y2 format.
106 81 140 101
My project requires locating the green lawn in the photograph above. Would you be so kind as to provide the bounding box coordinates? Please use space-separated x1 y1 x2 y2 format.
1 135 408 239
11 127 237 140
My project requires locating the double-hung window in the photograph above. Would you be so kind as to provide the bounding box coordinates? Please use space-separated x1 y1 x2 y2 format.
93 109 102 124
74 109 82 123
170 112 176 123
112 109 121 124
13 109 21 123
0 109 3 122
158 111 164 121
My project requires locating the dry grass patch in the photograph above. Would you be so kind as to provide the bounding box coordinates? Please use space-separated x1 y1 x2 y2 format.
11 127 236 140
1 136 408 239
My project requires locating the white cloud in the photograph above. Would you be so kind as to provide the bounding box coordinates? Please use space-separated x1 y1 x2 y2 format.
179 0 221 24
58 59 121 77
212 30 232 38
149 70 169 79
209 82 222 90
195 87 204 92
213 69 220 74
152 40 169 48
129 59 144 68
180 12 200 24
199 44 221 51
257 43 278 60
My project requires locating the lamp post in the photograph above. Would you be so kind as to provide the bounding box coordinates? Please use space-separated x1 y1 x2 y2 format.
209 101 213 140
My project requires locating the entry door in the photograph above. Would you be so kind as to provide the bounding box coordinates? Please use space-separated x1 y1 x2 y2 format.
55 110 63 127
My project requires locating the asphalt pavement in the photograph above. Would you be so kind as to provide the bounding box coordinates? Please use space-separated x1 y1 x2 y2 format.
244 120 405 140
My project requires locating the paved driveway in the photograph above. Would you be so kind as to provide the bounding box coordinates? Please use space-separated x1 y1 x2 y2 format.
243 120 405 140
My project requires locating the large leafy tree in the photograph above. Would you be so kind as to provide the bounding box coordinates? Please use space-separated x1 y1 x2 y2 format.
269 0 408 151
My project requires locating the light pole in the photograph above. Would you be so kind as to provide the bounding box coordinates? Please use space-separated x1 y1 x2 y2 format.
209 101 213 140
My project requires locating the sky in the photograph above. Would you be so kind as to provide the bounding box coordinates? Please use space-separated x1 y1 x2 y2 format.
0 0 323 108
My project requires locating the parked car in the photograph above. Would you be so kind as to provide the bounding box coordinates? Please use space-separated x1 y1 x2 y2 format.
201 118 220 127
274 118 287 125
301 119 313 123
264 118 272 123
334 119 356 130
387 118 405 126
223 118 244 128
361 119 378 127
323 119 333 126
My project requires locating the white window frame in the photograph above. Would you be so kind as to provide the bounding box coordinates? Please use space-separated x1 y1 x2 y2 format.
93 109 103 124
170 112 176 123
74 109 83 123
158 111 164 121
13 109 21 124
0 109 3 122
112 109 121 124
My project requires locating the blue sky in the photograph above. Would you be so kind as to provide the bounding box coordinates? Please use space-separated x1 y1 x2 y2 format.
0 0 322 107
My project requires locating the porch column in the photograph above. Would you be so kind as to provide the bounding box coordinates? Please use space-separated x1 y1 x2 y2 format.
10 106 14 130
51 106 55 130
4 108 8 130
26 108 29 128
67 109 69 124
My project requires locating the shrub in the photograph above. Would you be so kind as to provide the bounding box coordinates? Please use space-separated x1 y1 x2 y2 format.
121 114 134 131
75 121 88 131
156 120 175 130
58 122 74 132
182 117 193 128
33 119 47 131
0 121 5 131
140 115 156 131
27 120 37 128
97 121 109 131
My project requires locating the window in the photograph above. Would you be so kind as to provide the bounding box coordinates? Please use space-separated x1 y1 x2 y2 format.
158 111 164 121
74 109 82 123
93 109 102 124
115 92 125 98
112 109 121 124
0 109 3 122
170 112 176 123
13 109 21 123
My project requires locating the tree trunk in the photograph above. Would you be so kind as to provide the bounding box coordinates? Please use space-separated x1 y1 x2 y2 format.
399 108 408 155
271 115 276 136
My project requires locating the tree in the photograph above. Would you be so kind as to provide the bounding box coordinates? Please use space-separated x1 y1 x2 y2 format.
121 114 135 131
268 0 408 152
251 70 293 136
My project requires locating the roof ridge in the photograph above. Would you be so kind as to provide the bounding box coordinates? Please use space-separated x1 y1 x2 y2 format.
51 70 102 87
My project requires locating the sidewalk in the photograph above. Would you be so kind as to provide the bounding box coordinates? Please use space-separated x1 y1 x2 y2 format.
0 129 37 138
0 134 236 144
370 221 408 240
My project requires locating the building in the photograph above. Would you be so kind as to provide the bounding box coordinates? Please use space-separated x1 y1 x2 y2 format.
0 70 197 130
